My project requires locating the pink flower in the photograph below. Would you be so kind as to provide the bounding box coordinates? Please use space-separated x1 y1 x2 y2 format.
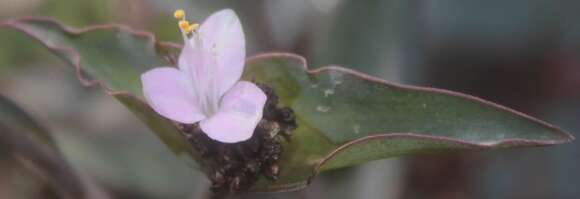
141 9 267 143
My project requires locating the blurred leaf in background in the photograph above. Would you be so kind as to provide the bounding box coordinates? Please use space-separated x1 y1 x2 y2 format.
0 94 99 199
310 0 404 81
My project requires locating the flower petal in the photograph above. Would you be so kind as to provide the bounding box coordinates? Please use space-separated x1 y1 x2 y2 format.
200 81 267 143
177 9 245 115
199 9 246 98
141 67 206 123
178 42 219 115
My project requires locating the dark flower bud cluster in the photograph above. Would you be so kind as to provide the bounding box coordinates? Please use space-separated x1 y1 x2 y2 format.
258 84 297 139
179 83 297 193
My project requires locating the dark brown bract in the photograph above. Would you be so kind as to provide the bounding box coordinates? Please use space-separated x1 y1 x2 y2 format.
179 84 296 193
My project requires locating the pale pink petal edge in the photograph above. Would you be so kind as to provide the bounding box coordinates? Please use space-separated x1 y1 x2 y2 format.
200 81 267 143
141 67 205 123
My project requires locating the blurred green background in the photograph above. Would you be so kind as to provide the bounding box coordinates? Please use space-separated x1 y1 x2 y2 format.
0 0 579 198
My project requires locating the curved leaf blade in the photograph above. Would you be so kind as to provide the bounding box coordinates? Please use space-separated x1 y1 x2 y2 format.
244 53 573 191
1 17 201 169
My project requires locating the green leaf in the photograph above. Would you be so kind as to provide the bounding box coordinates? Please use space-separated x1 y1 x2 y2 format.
3 18 573 193
0 95 88 198
243 53 573 191
1 17 202 169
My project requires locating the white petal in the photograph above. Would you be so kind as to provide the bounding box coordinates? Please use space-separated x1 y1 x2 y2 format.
177 9 246 115
199 9 246 98
200 81 267 143
177 42 219 115
141 67 206 123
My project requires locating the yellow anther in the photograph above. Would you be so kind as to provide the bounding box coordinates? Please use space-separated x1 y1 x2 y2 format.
174 9 198 35
174 9 185 20
179 20 190 31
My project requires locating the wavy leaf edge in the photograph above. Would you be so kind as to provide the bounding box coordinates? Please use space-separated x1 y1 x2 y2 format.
0 16 202 168
2 17 574 193
246 53 574 191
